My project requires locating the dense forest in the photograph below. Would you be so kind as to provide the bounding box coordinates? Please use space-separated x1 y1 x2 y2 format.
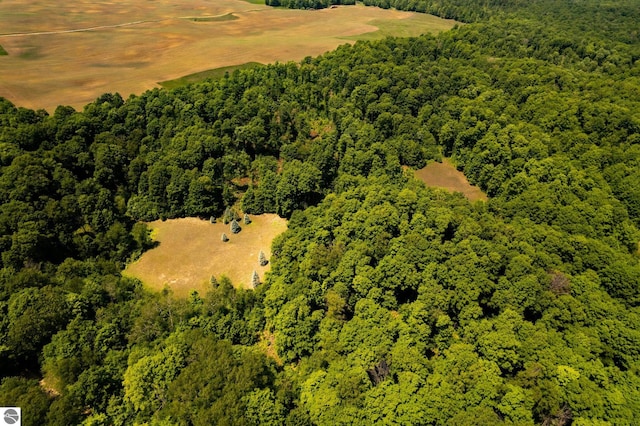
1 0 640 424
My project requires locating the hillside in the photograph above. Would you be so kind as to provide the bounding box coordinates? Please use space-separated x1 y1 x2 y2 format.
0 0 639 424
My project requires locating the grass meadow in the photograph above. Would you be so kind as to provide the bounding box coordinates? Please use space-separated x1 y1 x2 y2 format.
159 62 263 89
415 159 488 202
123 215 288 296
343 13 459 41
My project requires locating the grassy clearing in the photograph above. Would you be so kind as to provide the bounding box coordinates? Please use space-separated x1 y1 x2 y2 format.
342 13 458 41
123 214 288 297
415 158 487 202
186 13 239 22
159 62 263 89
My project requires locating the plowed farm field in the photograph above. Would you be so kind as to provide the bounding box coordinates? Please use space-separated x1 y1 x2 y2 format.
0 0 456 112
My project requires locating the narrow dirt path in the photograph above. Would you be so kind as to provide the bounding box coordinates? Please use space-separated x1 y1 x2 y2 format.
0 20 157 37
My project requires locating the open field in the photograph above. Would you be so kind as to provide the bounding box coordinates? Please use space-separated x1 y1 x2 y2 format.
0 0 457 112
415 158 488 202
124 214 288 297
159 62 263 89
342 13 459 41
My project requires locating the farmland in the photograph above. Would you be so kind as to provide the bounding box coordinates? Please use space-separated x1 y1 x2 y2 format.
0 0 456 112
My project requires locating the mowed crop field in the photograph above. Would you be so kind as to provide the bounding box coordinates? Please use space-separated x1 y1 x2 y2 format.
124 215 288 297
0 0 457 112
415 159 488 202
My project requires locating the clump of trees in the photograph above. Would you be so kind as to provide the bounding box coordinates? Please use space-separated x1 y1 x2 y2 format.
266 0 355 11
223 207 235 224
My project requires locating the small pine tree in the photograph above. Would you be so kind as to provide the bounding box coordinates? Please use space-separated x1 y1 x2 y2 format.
223 207 231 224
244 213 251 225
221 233 229 242
251 270 260 288
230 219 241 234
210 275 218 287
210 216 216 224
259 250 268 266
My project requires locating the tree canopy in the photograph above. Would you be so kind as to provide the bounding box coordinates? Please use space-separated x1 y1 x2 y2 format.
1 0 640 424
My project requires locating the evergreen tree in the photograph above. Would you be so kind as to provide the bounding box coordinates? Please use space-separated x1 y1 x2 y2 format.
251 270 261 288
244 213 251 225
230 219 241 234
221 233 229 242
259 250 268 266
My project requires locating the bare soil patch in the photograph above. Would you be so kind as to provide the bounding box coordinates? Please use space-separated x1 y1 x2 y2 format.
123 214 288 297
415 158 487 202
0 0 456 112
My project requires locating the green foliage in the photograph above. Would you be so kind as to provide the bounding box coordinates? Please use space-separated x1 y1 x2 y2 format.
120 330 279 425
265 0 355 10
123 336 189 417
1 0 640 423
276 160 323 217
263 175 640 423
4 286 73 365
158 62 263 90
0 377 51 426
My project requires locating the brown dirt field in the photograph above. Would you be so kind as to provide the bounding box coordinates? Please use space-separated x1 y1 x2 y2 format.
123 214 288 297
0 0 456 112
414 158 488 202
